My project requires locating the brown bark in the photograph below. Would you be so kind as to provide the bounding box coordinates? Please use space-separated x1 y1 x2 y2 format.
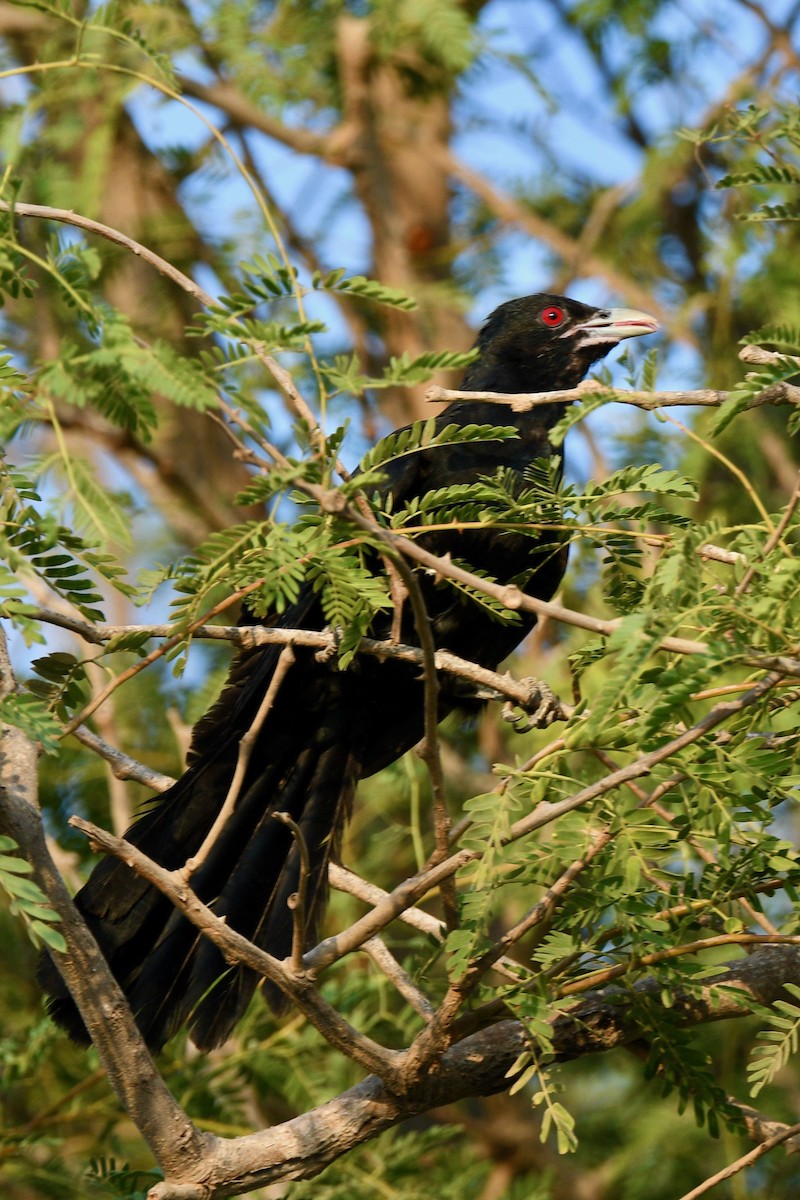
336 15 472 423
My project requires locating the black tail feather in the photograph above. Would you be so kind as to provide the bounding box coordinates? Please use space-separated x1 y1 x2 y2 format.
39 717 358 1050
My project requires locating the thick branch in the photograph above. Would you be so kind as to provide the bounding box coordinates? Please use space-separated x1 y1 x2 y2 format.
141 945 800 1199
0 630 207 1175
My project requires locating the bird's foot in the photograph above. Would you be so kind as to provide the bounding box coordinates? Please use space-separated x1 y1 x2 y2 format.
315 627 341 663
502 678 564 731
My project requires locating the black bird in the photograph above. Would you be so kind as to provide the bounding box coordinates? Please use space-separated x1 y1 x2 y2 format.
40 294 658 1050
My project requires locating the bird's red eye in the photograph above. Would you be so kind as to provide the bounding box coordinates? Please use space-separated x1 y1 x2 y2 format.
540 306 565 327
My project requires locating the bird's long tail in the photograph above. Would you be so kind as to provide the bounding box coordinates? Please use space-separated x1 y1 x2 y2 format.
39 720 358 1050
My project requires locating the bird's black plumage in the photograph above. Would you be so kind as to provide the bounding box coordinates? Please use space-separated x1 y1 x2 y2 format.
39 294 657 1050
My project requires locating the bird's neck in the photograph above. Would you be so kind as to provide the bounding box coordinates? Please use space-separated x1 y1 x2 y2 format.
455 348 588 447
442 397 567 456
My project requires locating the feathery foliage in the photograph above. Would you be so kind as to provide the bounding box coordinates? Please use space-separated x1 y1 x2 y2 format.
2 5 800 1199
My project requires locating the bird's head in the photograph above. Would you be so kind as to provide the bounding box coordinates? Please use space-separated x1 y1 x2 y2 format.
462 293 660 395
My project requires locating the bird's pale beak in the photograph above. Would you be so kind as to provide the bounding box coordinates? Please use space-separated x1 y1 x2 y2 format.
572 307 660 343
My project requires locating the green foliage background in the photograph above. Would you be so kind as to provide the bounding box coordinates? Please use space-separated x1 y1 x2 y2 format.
1 2 800 1198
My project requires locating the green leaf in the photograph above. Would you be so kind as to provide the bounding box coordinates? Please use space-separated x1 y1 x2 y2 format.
0 693 62 754
330 274 417 310
0 836 64 950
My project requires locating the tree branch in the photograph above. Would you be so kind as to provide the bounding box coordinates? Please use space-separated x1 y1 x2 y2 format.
0 200 215 308
425 377 800 411
185 645 296 875
0 629 208 1177
176 74 359 166
136 944 800 1198
676 1122 800 1200
23 607 574 720
68 816 403 1086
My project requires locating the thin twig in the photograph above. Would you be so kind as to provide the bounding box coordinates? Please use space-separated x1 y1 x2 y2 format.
272 811 312 972
383 551 459 932
558 933 800 1000
0 199 355 487
698 543 747 565
362 937 436 1020
185 645 296 876
647 797 782 938
675 1122 800 1200
465 826 615 986
661 410 775 532
736 470 800 594
60 580 268 736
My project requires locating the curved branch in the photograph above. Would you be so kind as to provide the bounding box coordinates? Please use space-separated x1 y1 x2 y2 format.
138 944 800 1198
0 200 215 307
69 816 403 1086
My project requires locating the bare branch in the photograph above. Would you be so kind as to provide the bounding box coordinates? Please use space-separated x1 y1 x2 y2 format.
328 863 444 941
0 629 207 1175
69 816 402 1084
185 645 296 876
176 74 358 166
699 543 747 565
384 553 454 915
70 723 175 793
739 344 800 368
26 607 574 720
426 377 800 412
272 811 312 972
362 937 436 1020
675 1122 800 1200
0 200 215 308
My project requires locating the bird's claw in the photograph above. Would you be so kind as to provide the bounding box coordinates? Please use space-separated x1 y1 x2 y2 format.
502 679 563 731
315 627 341 663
